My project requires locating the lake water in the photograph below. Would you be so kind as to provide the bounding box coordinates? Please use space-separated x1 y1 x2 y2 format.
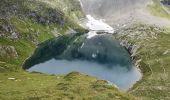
28 59 142 90
27 13 142 91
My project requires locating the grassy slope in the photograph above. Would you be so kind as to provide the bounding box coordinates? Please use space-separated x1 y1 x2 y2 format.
148 0 170 19
118 25 170 100
125 0 170 99
0 72 135 100
0 0 86 70
0 0 134 99
1 0 169 99
37 0 85 21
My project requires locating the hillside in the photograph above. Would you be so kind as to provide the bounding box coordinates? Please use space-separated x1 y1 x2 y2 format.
0 0 134 99
0 0 86 71
0 0 170 100
117 24 170 100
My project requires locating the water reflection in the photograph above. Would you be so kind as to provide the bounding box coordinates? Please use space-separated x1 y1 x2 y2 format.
28 59 141 90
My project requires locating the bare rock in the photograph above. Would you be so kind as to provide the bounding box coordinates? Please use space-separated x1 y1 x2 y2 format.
0 45 18 59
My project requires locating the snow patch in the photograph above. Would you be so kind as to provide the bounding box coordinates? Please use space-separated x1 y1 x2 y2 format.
86 15 114 33
87 31 98 39
86 15 114 39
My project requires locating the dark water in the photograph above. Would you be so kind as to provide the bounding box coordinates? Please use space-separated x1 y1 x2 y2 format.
28 58 141 90
26 15 142 91
25 33 142 91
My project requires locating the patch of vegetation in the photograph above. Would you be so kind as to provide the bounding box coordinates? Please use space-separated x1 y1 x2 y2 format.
0 72 136 100
0 0 87 71
0 0 134 99
148 0 170 19
118 24 170 100
36 0 85 21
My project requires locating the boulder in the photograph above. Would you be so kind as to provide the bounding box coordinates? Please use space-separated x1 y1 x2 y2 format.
0 45 18 59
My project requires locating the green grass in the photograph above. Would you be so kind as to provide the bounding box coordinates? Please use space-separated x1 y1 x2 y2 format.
0 16 56 70
118 24 170 100
0 72 136 100
1 0 170 99
0 0 135 99
0 38 35 71
148 0 170 19
36 0 85 20
11 17 55 42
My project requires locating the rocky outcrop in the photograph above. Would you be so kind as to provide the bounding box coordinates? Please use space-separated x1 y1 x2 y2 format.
119 40 142 70
118 24 164 56
120 40 140 57
0 45 18 59
0 0 87 70
27 8 66 26
0 19 19 39
0 0 67 26
116 24 164 74
0 0 86 36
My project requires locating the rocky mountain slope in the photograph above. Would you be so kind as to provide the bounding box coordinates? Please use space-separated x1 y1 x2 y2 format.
117 24 170 100
81 0 170 28
0 0 134 99
80 0 170 99
0 0 86 71
0 0 170 100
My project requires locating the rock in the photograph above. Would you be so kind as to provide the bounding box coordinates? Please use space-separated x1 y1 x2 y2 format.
107 81 119 89
118 25 163 40
27 8 66 26
163 49 170 55
64 72 81 80
95 80 108 84
8 77 16 80
65 28 77 35
0 45 18 59
0 32 5 37
0 19 19 39
10 32 18 39
120 40 137 55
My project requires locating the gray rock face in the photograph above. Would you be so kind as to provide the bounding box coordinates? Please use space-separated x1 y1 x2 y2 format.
120 40 139 58
0 0 68 26
0 45 18 59
0 19 19 39
27 8 66 25
80 0 149 26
